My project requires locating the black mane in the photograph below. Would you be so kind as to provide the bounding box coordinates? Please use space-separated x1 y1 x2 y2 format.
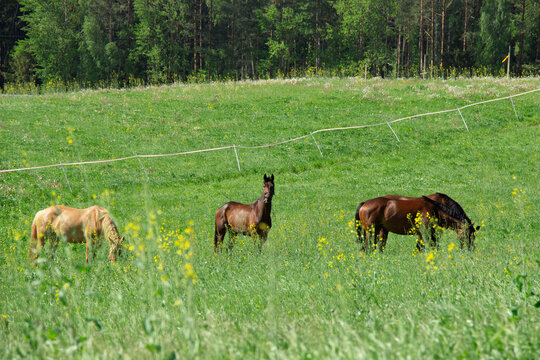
423 194 471 223
434 193 471 223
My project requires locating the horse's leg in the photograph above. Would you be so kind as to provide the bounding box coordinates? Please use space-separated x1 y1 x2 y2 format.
86 240 90 263
30 236 46 265
365 225 377 251
416 232 425 252
227 229 237 252
85 230 90 263
49 232 60 260
378 229 388 252
456 231 463 249
92 233 99 260
457 228 466 249
363 228 370 252
468 235 475 251
85 230 97 263
371 226 382 251
258 231 268 251
429 226 438 248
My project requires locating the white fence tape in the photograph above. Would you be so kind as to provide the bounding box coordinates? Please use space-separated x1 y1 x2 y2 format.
1 88 538 174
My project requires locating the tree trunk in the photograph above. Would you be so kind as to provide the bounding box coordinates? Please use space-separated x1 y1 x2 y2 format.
516 0 525 74
193 0 198 74
250 39 255 78
208 0 213 77
199 0 203 72
405 14 410 75
396 27 401 77
440 0 446 69
315 0 320 69
108 0 113 43
231 3 235 75
430 0 434 77
537 5 540 61
463 0 468 52
403 30 407 74
419 0 424 74
440 0 454 69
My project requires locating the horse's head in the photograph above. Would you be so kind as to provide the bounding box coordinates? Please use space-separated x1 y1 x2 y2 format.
464 223 480 250
263 174 275 203
108 236 125 261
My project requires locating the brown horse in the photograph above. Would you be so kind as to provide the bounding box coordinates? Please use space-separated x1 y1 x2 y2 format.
214 174 275 251
355 193 455 247
30 205 124 265
355 193 478 252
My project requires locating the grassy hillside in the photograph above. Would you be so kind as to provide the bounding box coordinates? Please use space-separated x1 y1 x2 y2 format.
1 77 539 359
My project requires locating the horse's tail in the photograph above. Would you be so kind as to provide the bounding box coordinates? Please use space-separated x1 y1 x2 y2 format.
214 204 228 251
30 217 39 264
29 213 40 265
355 202 365 243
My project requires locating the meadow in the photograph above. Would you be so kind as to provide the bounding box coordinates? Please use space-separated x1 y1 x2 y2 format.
0 77 539 359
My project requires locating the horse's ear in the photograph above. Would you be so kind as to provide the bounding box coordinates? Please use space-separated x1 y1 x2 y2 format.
475 225 480 231
263 174 268 181
271 174 274 181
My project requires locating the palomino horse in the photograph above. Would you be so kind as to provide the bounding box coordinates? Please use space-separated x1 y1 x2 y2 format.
214 174 275 251
355 193 478 252
30 205 124 265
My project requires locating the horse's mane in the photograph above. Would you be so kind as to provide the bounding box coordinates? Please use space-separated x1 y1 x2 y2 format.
433 193 471 223
99 211 121 243
423 195 471 223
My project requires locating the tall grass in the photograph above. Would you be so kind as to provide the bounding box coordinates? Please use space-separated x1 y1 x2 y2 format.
1 77 539 358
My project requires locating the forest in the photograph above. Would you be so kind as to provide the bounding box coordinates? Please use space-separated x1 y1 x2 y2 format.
0 0 538 88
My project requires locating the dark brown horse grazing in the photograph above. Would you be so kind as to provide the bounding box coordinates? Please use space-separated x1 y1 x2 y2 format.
355 193 479 252
214 174 275 251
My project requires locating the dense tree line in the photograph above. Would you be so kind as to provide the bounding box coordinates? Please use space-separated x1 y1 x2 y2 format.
0 0 538 88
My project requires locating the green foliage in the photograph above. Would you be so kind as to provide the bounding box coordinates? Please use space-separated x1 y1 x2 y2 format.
0 78 539 358
478 0 514 70
2 0 539 88
133 0 191 83
17 0 85 82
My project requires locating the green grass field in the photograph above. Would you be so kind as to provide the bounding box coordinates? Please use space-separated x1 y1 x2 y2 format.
1 77 539 359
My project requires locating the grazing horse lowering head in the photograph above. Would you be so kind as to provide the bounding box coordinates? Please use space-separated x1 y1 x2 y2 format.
464 222 480 249
355 193 479 252
30 205 125 265
421 195 480 250
101 212 125 261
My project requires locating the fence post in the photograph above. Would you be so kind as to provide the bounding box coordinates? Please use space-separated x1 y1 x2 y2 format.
509 97 519 121
136 155 150 181
233 145 241 171
61 165 72 193
457 108 469 132
310 133 324 157
386 121 400 142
